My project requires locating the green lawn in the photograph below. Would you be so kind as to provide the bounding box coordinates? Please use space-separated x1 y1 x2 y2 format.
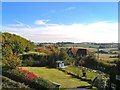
62 66 100 80
22 67 90 88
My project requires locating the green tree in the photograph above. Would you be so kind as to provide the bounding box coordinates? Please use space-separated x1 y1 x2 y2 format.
59 48 67 60
11 41 24 54
47 46 60 67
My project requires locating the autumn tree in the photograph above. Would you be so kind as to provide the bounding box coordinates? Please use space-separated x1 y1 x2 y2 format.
3 53 22 69
2 32 35 68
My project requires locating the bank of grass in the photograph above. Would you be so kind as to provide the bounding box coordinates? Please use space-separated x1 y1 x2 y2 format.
62 66 100 80
22 67 91 88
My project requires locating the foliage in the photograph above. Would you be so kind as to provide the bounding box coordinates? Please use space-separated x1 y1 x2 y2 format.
22 45 72 67
30 78 53 90
2 32 35 55
20 52 48 66
82 55 116 74
93 76 108 90
2 32 35 68
2 68 53 90
64 56 76 65
47 46 60 67
2 54 22 69
22 59 41 66
59 48 67 60
24 46 30 52
1 75 31 89
17 67 39 81
116 59 120 74
35 46 67 67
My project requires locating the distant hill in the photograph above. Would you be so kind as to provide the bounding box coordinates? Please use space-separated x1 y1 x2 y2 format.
35 42 118 48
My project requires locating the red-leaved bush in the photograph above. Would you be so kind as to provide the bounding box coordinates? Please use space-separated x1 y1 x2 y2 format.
17 67 39 81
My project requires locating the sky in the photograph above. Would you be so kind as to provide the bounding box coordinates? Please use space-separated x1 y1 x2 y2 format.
2 2 118 43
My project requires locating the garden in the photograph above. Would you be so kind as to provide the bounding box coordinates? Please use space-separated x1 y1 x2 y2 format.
22 67 91 88
1 32 120 90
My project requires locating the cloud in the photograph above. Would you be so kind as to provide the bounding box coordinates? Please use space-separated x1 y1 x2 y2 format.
8 24 24 27
65 7 76 11
8 20 25 27
3 21 118 43
35 20 49 25
7 20 31 28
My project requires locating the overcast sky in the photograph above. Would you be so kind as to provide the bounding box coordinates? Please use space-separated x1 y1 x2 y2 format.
2 2 118 43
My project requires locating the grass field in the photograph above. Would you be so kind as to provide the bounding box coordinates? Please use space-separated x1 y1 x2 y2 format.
98 53 118 62
22 67 90 88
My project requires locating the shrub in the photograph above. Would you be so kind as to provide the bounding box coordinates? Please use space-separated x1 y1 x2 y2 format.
20 52 48 66
83 55 116 74
2 68 25 82
1 75 31 89
22 59 41 66
93 76 108 90
3 54 22 69
3 68 54 90
30 78 53 90
17 67 38 81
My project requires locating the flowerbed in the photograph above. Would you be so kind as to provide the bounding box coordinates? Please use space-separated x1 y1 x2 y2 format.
17 67 39 81
2 67 54 90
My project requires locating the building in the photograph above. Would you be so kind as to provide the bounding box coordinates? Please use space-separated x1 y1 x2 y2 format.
56 61 65 68
67 47 91 57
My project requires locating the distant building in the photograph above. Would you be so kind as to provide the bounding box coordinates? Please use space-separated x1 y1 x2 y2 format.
98 50 109 54
67 47 91 57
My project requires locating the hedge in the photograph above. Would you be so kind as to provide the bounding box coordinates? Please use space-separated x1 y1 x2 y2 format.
19 52 48 67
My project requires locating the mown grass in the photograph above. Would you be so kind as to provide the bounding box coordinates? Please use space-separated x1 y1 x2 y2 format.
62 66 100 80
22 67 91 88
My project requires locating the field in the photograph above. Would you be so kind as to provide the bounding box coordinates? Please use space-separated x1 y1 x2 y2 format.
62 43 99 48
98 53 118 62
22 67 91 88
